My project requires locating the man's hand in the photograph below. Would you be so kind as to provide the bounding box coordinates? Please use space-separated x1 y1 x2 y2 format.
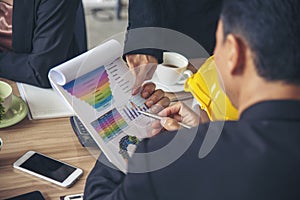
141 82 170 113
151 101 203 136
126 54 158 95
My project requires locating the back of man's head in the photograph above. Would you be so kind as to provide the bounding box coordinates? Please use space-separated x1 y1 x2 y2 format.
221 0 300 85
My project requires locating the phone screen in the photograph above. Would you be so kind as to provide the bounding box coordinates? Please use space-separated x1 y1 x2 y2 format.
6 191 45 200
20 153 76 183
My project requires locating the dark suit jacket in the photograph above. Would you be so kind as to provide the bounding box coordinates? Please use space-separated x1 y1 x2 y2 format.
84 100 300 200
124 0 222 62
0 0 87 88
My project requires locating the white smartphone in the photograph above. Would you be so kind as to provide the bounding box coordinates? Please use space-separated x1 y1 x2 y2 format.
13 151 83 187
64 193 83 200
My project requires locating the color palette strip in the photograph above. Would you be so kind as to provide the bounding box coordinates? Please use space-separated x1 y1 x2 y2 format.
63 66 113 111
91 108 128 143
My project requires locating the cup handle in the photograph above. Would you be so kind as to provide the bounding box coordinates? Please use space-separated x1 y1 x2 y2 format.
177 70 193 85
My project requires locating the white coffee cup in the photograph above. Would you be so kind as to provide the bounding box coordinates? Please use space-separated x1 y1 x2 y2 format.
156 52 193 86
0 81 13 113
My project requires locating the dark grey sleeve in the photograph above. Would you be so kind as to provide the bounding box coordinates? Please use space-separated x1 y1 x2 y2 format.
123 0 164 62
0 0 81 88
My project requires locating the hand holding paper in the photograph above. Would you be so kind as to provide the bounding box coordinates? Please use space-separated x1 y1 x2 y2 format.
48 40 168 173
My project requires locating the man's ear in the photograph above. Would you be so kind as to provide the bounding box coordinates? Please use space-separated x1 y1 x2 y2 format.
224 34 246 75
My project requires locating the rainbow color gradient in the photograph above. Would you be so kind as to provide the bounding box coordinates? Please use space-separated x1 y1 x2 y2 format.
63 66 113 111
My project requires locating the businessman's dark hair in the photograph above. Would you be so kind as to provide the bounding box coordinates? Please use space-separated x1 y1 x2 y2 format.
221 0 300 85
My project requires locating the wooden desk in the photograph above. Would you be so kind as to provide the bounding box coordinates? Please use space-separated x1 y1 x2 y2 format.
0 80 100 199
0 79 194 199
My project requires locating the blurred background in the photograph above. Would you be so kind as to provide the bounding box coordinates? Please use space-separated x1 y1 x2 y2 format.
83 0 129 49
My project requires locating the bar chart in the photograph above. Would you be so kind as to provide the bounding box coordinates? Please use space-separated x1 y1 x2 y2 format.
121 95 148 121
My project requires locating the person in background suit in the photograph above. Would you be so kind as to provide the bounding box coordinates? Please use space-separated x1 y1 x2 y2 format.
124 0 222 94
84 0 300 199
0 0 87 88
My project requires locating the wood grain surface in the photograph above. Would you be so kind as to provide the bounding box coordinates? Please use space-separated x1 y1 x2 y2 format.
0 79 100 199
0 78 193 199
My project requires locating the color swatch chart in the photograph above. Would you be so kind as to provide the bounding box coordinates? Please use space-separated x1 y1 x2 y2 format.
122 95 148 121
91 108 128 143
63 66 113 112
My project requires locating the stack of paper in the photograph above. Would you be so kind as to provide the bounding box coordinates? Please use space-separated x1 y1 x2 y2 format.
17 83 74 120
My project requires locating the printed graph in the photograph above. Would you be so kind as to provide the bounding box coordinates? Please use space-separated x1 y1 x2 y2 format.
121 95 148 121
63 66 113 112
91 108 128 143
119 135 140 160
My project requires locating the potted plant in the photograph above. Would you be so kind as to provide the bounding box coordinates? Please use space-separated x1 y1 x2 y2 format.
0 97 3 150
0 97 4 121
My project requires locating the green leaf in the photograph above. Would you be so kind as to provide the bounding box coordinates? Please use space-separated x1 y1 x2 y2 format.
0 97 4 121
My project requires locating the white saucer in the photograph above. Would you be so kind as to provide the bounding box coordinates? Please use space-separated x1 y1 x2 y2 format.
148 72 187 93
